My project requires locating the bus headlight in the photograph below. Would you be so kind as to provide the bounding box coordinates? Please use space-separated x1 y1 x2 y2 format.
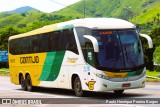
96 73 110 80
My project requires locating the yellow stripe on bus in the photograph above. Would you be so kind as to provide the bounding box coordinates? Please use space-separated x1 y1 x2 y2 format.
103 71 127 78
9 24 58 40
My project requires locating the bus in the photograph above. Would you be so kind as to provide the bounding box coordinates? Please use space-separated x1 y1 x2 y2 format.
9 18 153 97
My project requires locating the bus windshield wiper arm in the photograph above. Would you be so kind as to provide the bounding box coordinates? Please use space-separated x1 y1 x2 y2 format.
124 46 128 62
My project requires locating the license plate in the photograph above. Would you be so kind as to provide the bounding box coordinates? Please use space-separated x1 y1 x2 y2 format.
122 83 131 87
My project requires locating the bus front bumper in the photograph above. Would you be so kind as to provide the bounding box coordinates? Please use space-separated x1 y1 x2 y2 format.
96 75 146 92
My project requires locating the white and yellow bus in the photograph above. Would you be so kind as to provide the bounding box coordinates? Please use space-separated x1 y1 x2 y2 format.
9 18 153 96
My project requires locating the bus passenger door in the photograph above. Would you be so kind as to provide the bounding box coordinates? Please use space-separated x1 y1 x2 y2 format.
84 42 97 91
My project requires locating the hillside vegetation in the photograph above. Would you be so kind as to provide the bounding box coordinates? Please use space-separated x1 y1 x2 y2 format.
54 0 160 24
0 0 159 29
0 10 73 29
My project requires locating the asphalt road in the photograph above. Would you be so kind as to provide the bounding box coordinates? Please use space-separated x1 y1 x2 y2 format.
0 76 160 107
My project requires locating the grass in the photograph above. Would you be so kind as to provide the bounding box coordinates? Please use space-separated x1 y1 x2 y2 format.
0 68 9 76
0 68 9 70
134 2 160 24
0 14 24 28
0 71 9 76
146 78 160 82
146 70 160 82
146 70 160 77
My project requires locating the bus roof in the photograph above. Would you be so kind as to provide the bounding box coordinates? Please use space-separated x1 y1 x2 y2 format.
9 18 136 40
60 18 135 29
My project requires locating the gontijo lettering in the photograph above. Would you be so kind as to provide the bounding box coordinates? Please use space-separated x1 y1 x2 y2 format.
67 57 78 63
20 56 39 64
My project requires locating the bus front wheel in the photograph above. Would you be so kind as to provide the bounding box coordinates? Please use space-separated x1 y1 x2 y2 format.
20 75 27 91
74 77 83 97
26 75 34 91
114 90 124 94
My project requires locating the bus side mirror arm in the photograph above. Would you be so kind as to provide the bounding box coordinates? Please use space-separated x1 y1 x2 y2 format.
83 35 99 52
140 34 153 48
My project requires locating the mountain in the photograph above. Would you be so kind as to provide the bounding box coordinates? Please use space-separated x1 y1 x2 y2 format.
9 6 39 13
0 0 159 29
0 10 44 28
0 6 72 29
0 6 44 28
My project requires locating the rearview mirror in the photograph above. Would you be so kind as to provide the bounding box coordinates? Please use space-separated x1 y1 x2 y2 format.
140 34 153 48
83 35 99 52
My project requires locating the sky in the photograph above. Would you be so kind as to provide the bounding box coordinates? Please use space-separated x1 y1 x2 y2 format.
0 0 81 13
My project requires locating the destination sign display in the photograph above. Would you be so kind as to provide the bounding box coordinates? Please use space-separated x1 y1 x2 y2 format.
99 31 112 35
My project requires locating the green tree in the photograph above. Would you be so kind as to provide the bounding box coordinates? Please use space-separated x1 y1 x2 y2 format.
0 26 20 50
149 26 160 47
144 26 160 70
157 13 160 25
153 46 160 64
140 26 160 70
141 37 154 70
17 23 26 28
21 13 26 17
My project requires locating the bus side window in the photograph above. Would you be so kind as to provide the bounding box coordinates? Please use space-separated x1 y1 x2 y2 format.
21 37 30 54
10 38 24 55
46 31 63 51
61 30 66 50
30 35 39 53
46 32 54 51
9 40 15 55
54 32 60 51
57 30 65 51
65 29 78 54
39 34 46 52
15 39 21 55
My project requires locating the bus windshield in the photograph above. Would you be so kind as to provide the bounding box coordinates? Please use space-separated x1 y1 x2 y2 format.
92 29 144 70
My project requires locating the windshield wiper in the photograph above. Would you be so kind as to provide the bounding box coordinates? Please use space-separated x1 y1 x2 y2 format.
117 33 126 68
124 45 128 62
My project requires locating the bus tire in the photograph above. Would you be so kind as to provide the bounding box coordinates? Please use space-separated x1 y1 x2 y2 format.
114 90 124 94
26 75 34 91
20 75 27 91
74 76 84 97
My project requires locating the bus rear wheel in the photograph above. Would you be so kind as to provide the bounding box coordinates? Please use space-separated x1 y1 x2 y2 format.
20 75 27 91
74 77 84 97
26 75 34 91
114 90 124 94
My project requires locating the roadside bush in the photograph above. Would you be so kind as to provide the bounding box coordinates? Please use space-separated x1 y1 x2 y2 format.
154 65 160 72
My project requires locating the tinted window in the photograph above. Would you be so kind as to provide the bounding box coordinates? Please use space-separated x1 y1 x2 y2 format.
9 29 78 55
30 35 39 53
10 39 21 55
39 34 46 52
64 30 78 54
46 32 55 51
9 40 15 54
21 37 30 54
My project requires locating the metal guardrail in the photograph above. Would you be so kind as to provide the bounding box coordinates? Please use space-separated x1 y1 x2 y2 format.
146 76 160 80
0 70 5 72
0 70 10 74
